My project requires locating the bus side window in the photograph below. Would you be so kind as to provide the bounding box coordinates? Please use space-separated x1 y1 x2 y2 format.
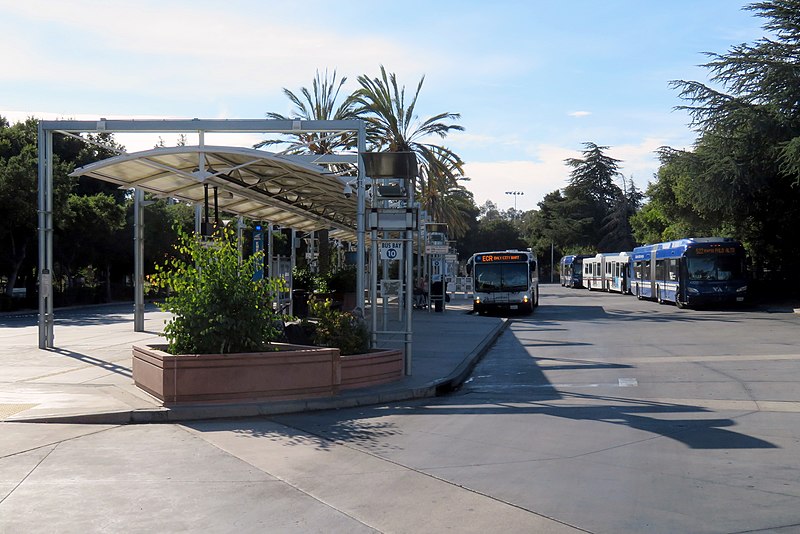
656 260 665 281
668 259 678 281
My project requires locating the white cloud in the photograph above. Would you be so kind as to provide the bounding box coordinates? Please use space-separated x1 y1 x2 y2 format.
463 145 581 211
568 111 592 118
0 1 437 100
606 136 686 192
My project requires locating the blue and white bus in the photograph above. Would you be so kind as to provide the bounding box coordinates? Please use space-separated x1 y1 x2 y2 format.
630 237 747 308
469 250 539 315
559 254 593 288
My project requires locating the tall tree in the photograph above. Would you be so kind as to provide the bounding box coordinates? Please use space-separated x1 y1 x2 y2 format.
565 142 623 208
666 0 800 275
599 176 643 251
257 69 361 155
561 142 628 249
354 66 471 236
0 118 77 298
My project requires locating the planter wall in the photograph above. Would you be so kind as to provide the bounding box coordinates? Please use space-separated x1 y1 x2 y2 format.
340 348 404 390
132 344 340 405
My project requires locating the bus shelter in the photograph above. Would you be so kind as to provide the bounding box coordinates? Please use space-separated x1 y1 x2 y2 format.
37 119 367 349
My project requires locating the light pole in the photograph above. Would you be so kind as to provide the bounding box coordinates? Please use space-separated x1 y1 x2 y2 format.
505 191 524 212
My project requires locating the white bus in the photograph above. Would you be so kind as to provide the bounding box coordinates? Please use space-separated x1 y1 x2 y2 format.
583 252 630 293
467 250 539 315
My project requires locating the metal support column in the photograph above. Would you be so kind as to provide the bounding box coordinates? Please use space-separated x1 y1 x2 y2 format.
133 188 145 331
37 125 54 348
356 122 366 312
289 228 297 315
267 224 274 279
370 228 378 348
404 190 415 376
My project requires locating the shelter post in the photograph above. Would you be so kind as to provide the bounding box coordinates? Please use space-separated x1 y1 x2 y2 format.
37 124 55 348
133 188 145 331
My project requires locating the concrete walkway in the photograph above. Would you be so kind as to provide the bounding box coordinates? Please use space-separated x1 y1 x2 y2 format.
0 299 506 424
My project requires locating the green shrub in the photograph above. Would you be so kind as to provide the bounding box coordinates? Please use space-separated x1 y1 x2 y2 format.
149 228 285 355
308 297 369 356
292 266 328 293
324 265 357 293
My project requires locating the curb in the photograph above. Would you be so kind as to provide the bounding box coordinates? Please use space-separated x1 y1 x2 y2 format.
8 319 509 425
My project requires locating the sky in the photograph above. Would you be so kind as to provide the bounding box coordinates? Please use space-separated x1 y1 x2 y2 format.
0 0 765 213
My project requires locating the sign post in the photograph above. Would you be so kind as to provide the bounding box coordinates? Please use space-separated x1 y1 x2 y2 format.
253 225 264 281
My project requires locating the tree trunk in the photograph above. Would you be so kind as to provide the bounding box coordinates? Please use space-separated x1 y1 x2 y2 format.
5 234 27 298
105 262 113 302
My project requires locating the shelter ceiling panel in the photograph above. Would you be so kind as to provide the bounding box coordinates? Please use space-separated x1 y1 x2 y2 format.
70 145 359 240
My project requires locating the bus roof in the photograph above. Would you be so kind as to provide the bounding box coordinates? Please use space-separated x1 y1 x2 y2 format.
560 254 594 264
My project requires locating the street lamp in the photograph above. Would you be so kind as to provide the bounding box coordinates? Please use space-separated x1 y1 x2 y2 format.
505 191 524 211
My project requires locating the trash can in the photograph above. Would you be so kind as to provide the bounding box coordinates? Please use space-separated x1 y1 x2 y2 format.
292 289 309 317
431 280 444 312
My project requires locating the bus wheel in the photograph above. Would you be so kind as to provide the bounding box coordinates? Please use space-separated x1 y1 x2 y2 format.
676 299 686 309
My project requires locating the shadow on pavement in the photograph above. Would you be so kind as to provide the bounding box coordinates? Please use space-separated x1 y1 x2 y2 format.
45 347 132 378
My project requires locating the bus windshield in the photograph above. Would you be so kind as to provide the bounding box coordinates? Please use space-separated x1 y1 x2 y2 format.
687 255 744 281
475 263 529 292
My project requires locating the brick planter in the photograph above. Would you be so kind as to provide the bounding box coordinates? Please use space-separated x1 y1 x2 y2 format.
340 348 404 390
132 343 340 405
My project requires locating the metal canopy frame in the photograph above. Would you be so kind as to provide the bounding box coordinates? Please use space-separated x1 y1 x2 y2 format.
71 145 358 239
37 119 367 349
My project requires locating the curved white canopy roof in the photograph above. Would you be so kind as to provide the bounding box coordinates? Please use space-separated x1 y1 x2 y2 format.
71 145 358 240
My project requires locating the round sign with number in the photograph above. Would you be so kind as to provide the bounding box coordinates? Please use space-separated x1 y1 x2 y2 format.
386 248 398 259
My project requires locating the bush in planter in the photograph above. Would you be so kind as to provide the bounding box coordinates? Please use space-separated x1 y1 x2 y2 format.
149 228 286 355
292 266 328 293
325 265 357 294
307 297 369 356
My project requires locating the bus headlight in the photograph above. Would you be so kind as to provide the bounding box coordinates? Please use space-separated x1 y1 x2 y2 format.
523 295 529 303
474 297 481 304
687 287 699 295
737 285 748 293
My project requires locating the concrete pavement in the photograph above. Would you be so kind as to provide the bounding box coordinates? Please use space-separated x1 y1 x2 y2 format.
0 298 506 424
0 300 588 534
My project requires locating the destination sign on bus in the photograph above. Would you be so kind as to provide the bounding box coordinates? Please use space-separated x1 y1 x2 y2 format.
475 253 527 263
692 246 738 255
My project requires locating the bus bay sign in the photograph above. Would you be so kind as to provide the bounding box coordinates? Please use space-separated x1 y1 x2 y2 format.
380 241 403 260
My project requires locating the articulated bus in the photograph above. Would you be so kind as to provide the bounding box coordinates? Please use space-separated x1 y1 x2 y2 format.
468 250 539 315
630 237 747 308
583 252 630 293
559 254 593 288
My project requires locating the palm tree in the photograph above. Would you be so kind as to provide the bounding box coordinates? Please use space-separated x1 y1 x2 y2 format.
353 65 469 234
418 146 472 238
256 69 361 155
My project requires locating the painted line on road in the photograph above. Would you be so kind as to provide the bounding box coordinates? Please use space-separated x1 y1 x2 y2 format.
647 398 800 413
536 353 800 366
